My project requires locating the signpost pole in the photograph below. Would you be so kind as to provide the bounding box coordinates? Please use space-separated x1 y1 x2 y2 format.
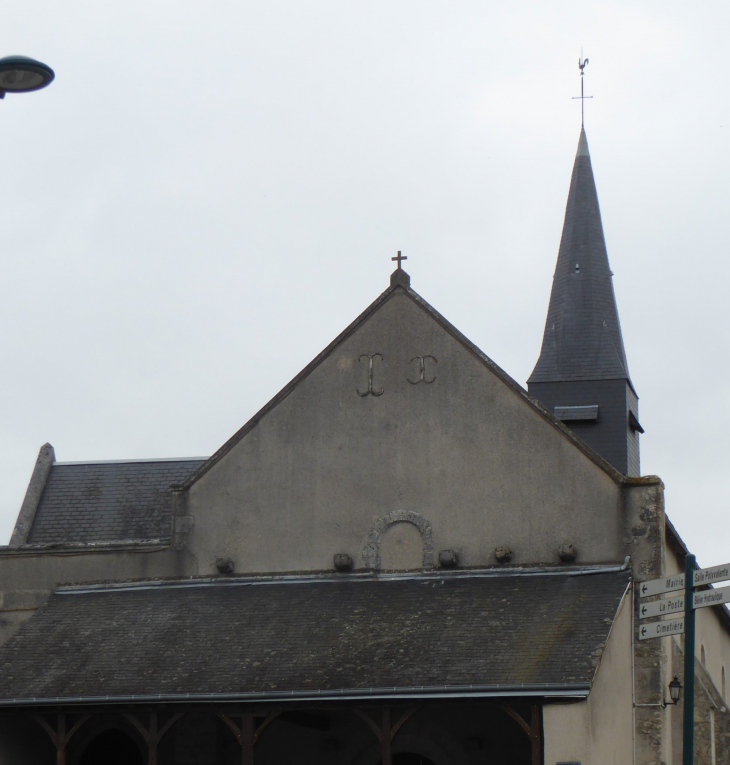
683 553 696 765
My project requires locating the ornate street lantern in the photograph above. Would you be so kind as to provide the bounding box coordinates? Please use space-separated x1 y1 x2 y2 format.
666 676 682 707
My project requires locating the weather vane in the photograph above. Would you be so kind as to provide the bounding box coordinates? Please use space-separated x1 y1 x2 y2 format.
572 51 593 128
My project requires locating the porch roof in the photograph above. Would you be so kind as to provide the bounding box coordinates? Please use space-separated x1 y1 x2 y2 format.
0 568 630 706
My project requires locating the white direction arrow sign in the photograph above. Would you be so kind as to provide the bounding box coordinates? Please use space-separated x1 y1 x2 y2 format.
693 563 730 587
639 617 685 641
639 594 684 620
693 585 730 610
639 574 685 599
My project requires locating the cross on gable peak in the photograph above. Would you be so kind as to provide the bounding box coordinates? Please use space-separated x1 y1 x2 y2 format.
389 250 410 288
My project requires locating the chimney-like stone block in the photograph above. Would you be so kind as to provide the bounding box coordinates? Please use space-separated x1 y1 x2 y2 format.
8 443 55 546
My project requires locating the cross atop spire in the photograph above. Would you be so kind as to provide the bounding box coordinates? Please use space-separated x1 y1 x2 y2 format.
391 250 407 269
572 53 593 128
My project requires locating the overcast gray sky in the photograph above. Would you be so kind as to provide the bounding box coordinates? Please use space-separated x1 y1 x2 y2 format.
2 2 729 565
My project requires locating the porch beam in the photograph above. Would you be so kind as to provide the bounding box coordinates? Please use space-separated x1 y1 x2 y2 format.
499 703 532 737
500 701 542 764
125 709 184 765
33 712 91 765
253 710 281 743
390 708 417 739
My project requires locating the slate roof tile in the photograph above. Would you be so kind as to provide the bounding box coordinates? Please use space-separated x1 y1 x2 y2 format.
0 571 629 702
26 459 205 544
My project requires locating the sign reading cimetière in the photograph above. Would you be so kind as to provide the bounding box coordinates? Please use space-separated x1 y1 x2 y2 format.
638 617 685 641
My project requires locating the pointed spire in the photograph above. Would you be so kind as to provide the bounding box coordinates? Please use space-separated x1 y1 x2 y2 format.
576 127 589 157
528 128 632 388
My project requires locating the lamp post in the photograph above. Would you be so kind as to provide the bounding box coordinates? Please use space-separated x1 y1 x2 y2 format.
683 553 697 765
0 56 54 99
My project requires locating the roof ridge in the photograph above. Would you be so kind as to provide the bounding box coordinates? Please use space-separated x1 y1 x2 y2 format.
53 457 208 466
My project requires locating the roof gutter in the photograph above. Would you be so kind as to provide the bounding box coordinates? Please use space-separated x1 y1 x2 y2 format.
56 561 633 596
0 683 590 708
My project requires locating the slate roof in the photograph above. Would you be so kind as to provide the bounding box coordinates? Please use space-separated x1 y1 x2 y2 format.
26 459 206 544
528 128 632 387
0 570 630 704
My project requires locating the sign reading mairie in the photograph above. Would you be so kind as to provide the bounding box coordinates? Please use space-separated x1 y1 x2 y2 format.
639 574 685 599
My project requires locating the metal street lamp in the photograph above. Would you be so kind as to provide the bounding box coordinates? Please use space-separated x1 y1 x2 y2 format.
0 56 54 99
664 676 682 708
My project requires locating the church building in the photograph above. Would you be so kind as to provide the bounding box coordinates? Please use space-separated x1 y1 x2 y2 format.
0 127 728 765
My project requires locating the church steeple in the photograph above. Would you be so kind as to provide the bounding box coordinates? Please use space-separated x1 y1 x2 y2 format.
528 128 643 475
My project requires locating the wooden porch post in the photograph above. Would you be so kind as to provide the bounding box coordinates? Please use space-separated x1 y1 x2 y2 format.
241 713 255 765
147 710 158 765
381 708 392 765
530 704 541 765
57 713 66 765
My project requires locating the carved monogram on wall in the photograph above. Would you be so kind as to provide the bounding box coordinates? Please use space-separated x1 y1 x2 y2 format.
356 354 438 395
407 355 437 384
356 354 384 397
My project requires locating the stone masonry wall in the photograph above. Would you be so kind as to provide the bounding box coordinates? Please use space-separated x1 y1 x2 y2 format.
623 479 667 765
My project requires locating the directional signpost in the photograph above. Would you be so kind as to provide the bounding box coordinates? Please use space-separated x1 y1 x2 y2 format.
638 556 730 765
693 585 730 610
693 563 730 586
638 617 684 640
639 594 684 620
638 573 684 598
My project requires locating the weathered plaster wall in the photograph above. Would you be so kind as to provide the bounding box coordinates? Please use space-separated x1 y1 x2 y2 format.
186 291 624 575
543 586 634 764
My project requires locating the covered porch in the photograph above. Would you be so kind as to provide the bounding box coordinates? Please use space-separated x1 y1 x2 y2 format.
1 699 543 765
0 569 629 765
